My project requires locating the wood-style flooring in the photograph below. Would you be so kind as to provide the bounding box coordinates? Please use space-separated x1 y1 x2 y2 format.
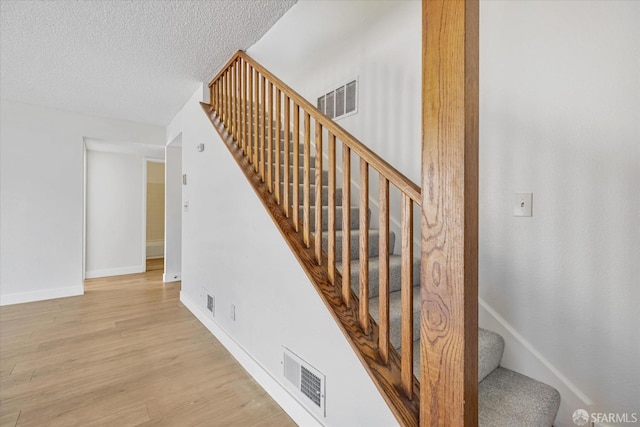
0 259 295 426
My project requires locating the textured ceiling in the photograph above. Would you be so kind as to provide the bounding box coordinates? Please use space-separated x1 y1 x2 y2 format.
0 0 296 126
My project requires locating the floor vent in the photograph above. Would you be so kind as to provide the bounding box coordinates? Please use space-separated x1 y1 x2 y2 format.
282 347 326 417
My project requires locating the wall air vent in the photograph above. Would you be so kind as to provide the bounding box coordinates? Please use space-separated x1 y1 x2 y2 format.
282 347 326 417
317 78 358 120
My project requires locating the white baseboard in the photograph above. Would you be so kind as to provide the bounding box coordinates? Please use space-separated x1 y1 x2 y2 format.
163 272 181 282
180 291 322 427
0 286 83 306
146 240 164 258
479 297 594 427
85 265 144 279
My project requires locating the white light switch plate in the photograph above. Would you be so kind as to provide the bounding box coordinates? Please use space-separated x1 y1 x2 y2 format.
514 193 533 217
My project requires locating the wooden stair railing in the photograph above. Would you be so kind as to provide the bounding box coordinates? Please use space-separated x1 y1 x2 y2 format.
202 50 422 426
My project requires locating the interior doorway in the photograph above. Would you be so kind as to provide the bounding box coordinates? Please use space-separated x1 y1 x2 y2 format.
144 159 165 269
83 138 164 280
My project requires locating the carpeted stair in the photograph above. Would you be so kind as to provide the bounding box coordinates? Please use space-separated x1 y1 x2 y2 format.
269 131 561 426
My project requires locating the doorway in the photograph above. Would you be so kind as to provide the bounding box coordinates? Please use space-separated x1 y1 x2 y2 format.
83 138 164 280
144 159 165 271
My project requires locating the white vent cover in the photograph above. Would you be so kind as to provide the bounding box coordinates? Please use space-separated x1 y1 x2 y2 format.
282 347 326 417
317 78 358 120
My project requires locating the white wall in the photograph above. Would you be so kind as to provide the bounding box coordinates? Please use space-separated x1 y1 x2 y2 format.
167 86 398 426
480 1 640 423
248 0 421 184
248 0 640 425
85 150 144 278
0 100 164 305
164 135 182 282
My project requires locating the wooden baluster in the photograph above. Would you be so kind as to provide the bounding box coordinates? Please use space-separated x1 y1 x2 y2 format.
224 68 231 130
274 88 281 203
260 75 266 181
219 75 223 122
230 64 235 141
241 60 246 155
231 62 238 138
314 121 323 263
292 104 300 231
341 145 351 306
221 74 225 122
378 176 390 364
401 194 414 399
233 58 241 147
247 67 253 163
359 159 370 334
220 75 224 122
210 84 214 111
327 133 336 283
211 82 215 112
283 96 290 217
303 112 311 247
235 58 242 144
267 81 273 192
252 68 258 170
244 62 250 157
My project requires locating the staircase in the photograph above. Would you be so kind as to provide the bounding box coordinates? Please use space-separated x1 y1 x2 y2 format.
202 51 560 426
281 137 560 426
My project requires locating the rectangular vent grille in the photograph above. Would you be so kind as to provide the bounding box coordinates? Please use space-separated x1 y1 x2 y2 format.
300 365 322 407
282 347 326 417
317 78 358 120
206 294 214 313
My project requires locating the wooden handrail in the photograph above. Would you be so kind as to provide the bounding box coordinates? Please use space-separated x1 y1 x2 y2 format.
210 51 421 205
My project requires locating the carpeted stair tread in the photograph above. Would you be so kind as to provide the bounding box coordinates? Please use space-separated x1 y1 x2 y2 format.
280 183 343 206
479 367 561 427
336 255 420 299
303 205 363 232
317 229 396 262
479 328 505 383
276 165 329 182
369 285 421 349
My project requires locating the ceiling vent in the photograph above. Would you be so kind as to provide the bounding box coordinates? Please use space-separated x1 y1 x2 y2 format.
282 347 326 418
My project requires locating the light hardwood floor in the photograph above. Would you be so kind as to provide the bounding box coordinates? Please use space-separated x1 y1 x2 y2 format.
0 260 295 427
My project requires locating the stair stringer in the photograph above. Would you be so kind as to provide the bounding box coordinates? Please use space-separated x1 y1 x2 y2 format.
201 103 420 427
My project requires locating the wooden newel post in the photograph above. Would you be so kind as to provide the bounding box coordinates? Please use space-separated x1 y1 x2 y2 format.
420 0 479 425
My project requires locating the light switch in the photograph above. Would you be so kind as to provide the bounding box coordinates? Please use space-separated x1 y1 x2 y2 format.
513 193 533 217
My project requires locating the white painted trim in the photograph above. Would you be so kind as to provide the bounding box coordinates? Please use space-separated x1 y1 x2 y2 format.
163 272 181 282
180 291 323 427
85 265 145 279
82 139 87 280
146 240 164 258
479 297 594 427
0 286 83 306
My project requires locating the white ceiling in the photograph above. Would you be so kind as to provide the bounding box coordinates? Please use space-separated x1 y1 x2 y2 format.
0 0 296 126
